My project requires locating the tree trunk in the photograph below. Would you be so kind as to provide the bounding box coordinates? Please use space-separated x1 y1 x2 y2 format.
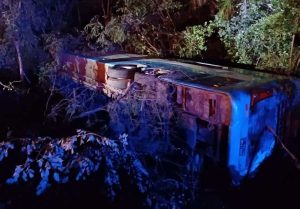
14 40 24 81
190 0 208 11
77 0 82 28
289 34 295 70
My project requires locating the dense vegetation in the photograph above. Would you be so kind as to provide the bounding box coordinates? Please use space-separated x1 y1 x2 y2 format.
181 0 300 72
82 0 300 72
1 0 299 77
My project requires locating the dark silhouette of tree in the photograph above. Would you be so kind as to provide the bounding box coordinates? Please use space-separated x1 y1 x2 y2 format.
0 0 75 81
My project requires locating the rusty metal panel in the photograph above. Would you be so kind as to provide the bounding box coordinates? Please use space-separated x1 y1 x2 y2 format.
179 87 231 125
84 58 98 85
59 53 106 87
96 62 106 83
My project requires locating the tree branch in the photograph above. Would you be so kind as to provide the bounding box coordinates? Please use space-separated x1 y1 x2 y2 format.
267 126 300 169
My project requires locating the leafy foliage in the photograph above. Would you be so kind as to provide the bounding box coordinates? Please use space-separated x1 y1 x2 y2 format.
179 21 215 58
179 0 300 72
42 33 86 61
1 131 149 198
216 0 299 71
0 141 14 161
217 0 235 20
0 0 75 73
84 0 182 56
84 15 126 50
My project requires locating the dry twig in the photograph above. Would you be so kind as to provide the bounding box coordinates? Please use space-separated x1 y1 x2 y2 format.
267 126 300 169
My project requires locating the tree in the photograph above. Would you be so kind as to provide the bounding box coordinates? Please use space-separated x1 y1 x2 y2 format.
1 0 30 81
0 0 76 81
217 0 300 72
179 0 300 73
84 0 183 56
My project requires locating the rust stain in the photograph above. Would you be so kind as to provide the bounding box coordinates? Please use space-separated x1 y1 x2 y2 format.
61 54 109 86
181 87 231 125
182 87 186 110
84 59 98 85
96 62 106 83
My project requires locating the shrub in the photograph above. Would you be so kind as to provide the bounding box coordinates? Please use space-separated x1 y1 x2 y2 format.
179 0 300 72
0 131 149 198
83 0 182 56
179 22 215 58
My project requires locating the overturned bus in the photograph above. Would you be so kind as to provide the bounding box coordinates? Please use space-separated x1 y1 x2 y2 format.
59 52 300 184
